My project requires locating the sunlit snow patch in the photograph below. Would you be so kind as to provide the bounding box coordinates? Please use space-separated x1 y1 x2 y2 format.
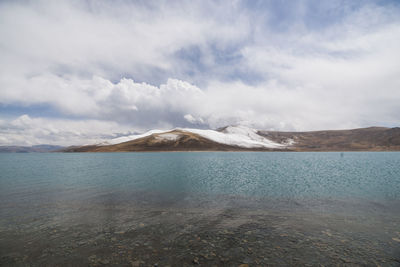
99 129 166 145
181 126 285 148
155 133 181 141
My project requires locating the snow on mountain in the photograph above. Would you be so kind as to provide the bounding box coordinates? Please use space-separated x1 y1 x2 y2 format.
183 126 285 148
100 129 166 145
102 125 287 149
155 133 181 141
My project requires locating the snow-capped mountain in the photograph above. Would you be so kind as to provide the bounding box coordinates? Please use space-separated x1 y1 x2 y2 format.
102 125 287 149
62 126 400 152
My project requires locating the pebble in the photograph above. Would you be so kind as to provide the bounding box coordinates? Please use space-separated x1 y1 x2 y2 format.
100 259 110 265
192 257 199 264
130 260 140 267
242 257 252 264
88 255 97 260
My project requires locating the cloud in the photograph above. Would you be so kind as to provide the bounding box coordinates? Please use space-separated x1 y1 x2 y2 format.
0 114 137 146
0 75 205 126
184 114 204 125
0 0 400 145
0 0 249 85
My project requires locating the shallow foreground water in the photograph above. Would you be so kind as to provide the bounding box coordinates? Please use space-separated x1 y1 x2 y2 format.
0 152 400 266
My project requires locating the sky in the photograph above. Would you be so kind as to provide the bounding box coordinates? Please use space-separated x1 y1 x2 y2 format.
1 0 400 146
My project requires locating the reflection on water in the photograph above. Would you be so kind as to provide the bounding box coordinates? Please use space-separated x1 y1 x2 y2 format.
0 152 400 266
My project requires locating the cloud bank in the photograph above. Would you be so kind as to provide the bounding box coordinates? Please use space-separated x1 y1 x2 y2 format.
0 0 400 145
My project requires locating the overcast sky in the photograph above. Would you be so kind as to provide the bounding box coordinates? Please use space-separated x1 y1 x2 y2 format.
1 0 400 145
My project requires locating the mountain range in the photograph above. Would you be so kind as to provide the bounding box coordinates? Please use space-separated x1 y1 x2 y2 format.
0 145 64 153
62 126 400 152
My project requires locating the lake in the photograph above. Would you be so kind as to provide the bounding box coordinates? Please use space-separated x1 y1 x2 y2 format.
1 152 400 266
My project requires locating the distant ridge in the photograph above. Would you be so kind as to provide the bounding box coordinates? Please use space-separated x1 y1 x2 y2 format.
0 145 64 153
62 126 400 152
258 126 400 151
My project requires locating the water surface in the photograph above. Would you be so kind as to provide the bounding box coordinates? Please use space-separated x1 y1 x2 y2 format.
1 152 400 266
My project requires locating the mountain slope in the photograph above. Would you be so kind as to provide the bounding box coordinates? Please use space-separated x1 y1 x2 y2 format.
62 126 400 152
64 129 287 152
258 127 400 151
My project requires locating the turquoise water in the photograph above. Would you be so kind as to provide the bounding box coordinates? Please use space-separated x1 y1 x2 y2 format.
1 152 400 266
1 152 400 202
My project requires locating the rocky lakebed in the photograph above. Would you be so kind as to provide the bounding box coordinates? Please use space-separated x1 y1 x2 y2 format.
1 193 400 266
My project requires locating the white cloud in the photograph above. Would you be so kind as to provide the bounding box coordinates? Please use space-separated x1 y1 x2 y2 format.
0 0 400 145
184 114 204 124
0 75 205 123
0 0 249 83
0 114 136 146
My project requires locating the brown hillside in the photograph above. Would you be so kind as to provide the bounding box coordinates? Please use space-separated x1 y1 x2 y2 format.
63 130 282 152
63 127 400 152
258 127 400 151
